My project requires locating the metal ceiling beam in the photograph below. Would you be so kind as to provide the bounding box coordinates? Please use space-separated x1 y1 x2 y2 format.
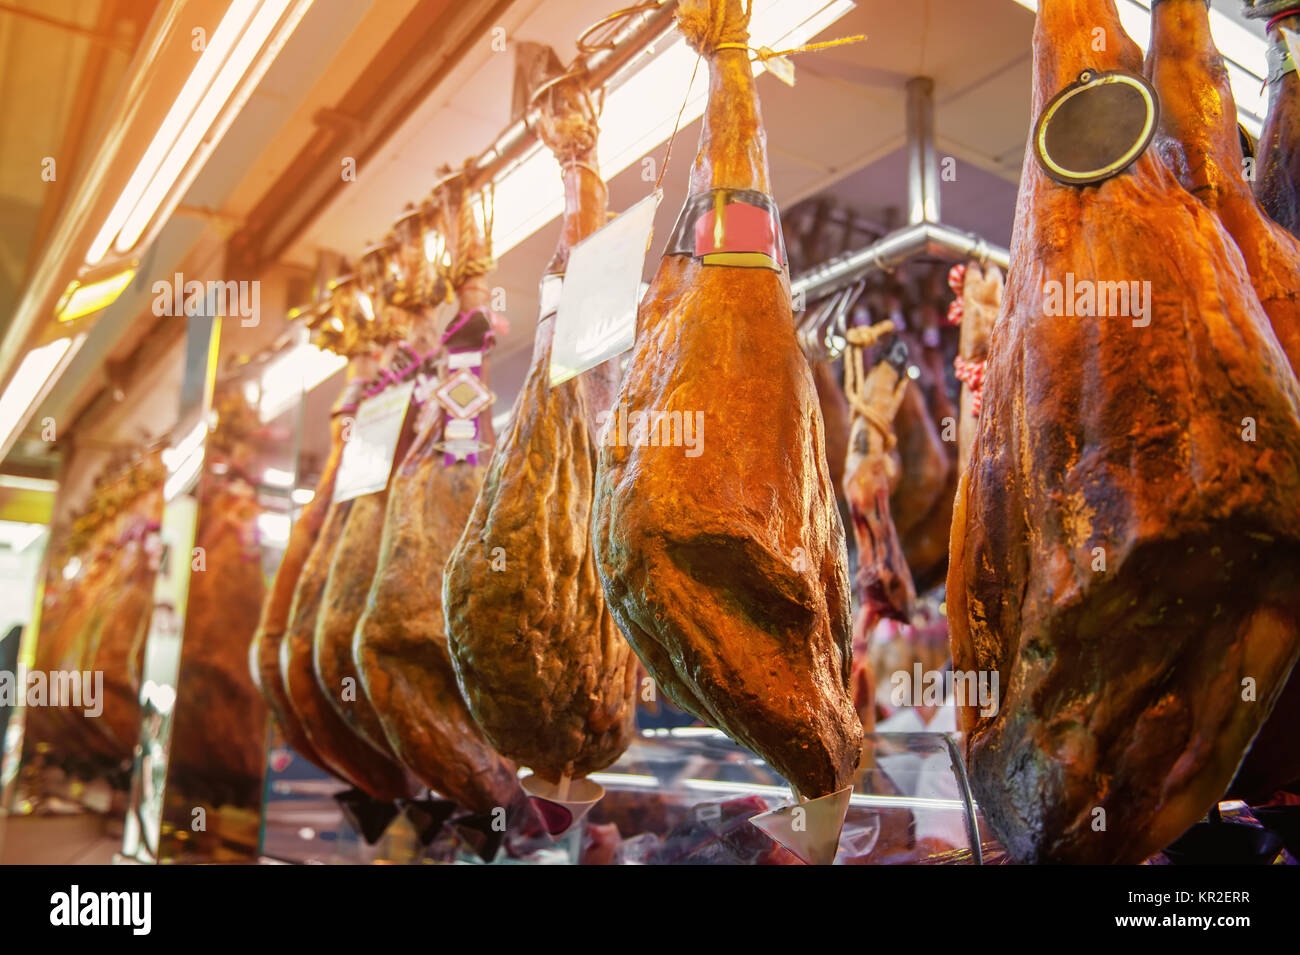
227 0 517 277
467 1 680 191
792 76 1011 302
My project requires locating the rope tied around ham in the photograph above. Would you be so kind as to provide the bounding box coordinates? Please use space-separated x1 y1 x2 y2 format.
676 0 752 57
431 173 496 301
843 320 904 450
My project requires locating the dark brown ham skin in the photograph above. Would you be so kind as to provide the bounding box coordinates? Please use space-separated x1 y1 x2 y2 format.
168 478 268 800
281 492 418 800
81 514 158 759
313 339 432 760
890 382 952 589
1256 14 1300 236
1148 0 1300 376
593 0 860 800
280 350 420 801
354 209 523 815
445 115 637 783
813 360 851 500
948 0 1300 863
1148 0 1300 802
843 359 916 626
251 361 371 775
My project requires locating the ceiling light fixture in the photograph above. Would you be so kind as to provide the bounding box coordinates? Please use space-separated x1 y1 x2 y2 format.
1009 0 1269 136
55 265 137 324
258 341 348 423
86 0 315 267
0 335 86 459
489 0 857 257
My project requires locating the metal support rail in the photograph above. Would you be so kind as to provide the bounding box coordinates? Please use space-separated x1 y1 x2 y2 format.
791 76 1012 302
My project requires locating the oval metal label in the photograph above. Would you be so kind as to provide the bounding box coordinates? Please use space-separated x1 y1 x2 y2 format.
1034 70 1159 187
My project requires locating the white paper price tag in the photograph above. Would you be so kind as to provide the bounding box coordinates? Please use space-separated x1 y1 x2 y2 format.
550 192 660 387
333 379 415 503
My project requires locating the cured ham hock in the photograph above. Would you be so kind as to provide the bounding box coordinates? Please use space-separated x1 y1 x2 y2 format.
592 0 860 800
1148 0 1300 801
281 347 420 802
1148 0 1300 375
354 184 523 815
444 70 637 783
947 0 1300 863
251 351 375 775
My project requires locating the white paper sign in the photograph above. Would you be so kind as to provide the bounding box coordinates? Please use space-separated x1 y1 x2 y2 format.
550 192 660 387
333 379 415 502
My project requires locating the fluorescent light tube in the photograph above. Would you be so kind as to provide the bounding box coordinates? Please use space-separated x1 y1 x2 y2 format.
86 0 260 265
87 0 314 264
115 0 299 254
258 342 347 422
0 335 84 455
489 0 857 257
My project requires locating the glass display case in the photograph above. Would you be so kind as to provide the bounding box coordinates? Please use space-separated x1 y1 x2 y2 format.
259 728 1004 865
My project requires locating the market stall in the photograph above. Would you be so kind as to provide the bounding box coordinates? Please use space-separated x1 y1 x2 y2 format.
0 0 1298 871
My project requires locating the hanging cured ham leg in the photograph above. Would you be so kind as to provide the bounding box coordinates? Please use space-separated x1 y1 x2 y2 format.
251 351 375 775
281 346 420 802
1148 0 1300 374
592 0 861 808
354 183 524 818
1149 0 1300 801
169 473 268 803
947 0 1300 864
842 323 916 629
841 324 915 738
1249 3 1300 236
812 360 851 501
949 262 1002 470
314 337 431 760
444 70 637 802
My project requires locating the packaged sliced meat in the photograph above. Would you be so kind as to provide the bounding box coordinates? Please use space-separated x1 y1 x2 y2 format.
1148 0 1300 802
1148 0 1300 374
1251 6 1300 235
947 0 1300 863
354 182 523 815
591 0 860 800
444 70 637 783
250 355 376 775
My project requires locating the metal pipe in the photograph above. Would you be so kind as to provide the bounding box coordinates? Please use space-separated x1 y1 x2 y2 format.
906 76 940 226
469 1 680 188
791 75 1010 302
791 221 1010 302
